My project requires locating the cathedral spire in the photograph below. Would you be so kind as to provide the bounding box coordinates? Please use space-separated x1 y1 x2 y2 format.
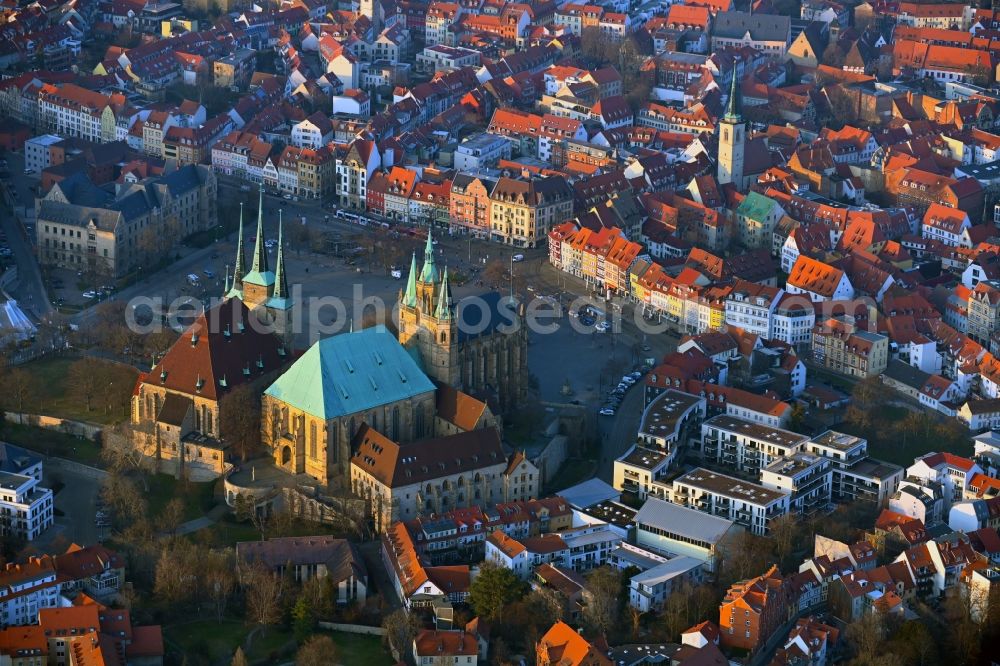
724 70 742 123
250 185 269 275
273 210 288 300
403 251 418 307
435 266 453 320
233 202 247 284
419 230 439 284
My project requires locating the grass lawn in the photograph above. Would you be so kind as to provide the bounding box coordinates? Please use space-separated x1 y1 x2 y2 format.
165 620 392 665
1 423 102 465
165 619 258 664
19 356 139 425
146 474 217 522
193 515 336 548
194 516 263 547
327 631 393 665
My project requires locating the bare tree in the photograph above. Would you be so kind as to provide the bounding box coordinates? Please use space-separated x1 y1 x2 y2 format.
101 424 153 489
662 585 689 640
583 566 621 637
101 473 148 527
67 357 108 412
153 540 199 606
295 635 337 666
4 368 38 420
382 608 419 661
233 493 267 539
241 562 284 632
205 550 237 620
160 497 186 536
219 384 261 462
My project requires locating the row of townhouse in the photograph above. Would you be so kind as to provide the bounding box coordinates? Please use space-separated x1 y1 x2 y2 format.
548 223 643 296
547 232 819 344
393 170 574 247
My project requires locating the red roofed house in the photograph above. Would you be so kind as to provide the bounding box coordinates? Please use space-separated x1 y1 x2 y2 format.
785 255 855 302
719 565 791 654
413 629 480 664
922 203 971 247
536 621 612 666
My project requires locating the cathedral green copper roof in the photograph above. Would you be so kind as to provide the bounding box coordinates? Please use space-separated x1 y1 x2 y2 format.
263 325 435 420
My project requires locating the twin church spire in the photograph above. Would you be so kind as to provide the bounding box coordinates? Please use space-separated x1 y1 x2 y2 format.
227 185 287 300
402 230 453 320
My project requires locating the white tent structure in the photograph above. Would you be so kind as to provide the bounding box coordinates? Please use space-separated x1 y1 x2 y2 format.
0 297 36 345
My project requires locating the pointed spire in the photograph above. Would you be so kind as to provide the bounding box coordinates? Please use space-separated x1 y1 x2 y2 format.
403 251 418 308
273 210 287 300
435 266 453 320
419 230 439 284
250 185 269 275
233 202 247 283
724 69 742 123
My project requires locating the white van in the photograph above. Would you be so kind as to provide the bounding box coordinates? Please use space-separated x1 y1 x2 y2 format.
512 254 525 262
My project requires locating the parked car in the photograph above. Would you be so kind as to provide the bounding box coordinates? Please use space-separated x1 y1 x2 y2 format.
599 407 615 416
82 290 97 299
203 268 215 279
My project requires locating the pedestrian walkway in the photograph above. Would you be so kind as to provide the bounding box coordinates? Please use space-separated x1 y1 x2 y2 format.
163 503 229 538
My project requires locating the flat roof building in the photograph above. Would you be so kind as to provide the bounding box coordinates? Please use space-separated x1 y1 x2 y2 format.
700 414 810 476
670 467 790 535
634 497 739 571
614 445 672 500
638 390 706 467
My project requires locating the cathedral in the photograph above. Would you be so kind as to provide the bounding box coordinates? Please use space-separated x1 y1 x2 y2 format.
398 233 528 411
225 186 294 337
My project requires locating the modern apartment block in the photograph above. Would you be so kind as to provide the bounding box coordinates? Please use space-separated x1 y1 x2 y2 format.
613 445 672 501
760 453 833 515
668 467 790 536
0 471 54 541
699 415 809 477
805 431 904 505
636 389 707 466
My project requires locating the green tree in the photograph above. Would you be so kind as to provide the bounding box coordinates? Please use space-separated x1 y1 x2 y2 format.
292 596 316 642
468 562 528 623
787 403 807 431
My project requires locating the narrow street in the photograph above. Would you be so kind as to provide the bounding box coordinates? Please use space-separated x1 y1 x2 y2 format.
0 151 51 320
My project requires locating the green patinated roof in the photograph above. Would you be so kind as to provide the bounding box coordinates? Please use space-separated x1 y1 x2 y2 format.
266 295 293 311
263 325 435 420
242 269 275 288
735 191 776 221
